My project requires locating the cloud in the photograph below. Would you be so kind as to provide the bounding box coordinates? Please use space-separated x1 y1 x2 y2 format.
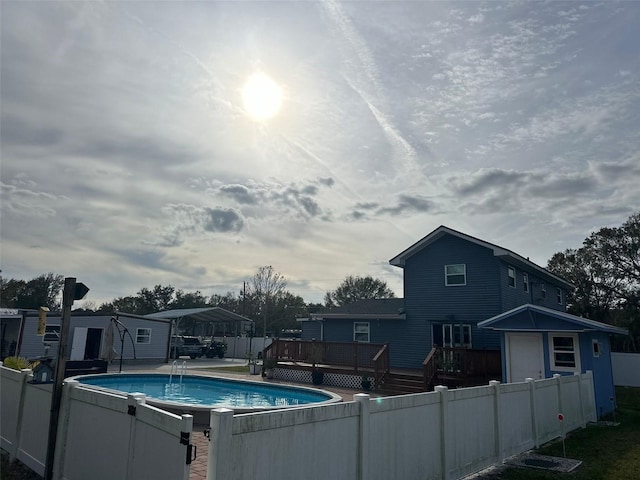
203 207 244 233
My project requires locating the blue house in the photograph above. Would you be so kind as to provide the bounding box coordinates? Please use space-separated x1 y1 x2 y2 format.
478 304 626 416
303 226 574 370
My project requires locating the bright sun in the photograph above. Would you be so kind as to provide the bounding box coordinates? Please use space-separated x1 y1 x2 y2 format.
242 72 283 121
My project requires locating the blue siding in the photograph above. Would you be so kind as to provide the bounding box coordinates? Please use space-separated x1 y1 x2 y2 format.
397 235 503 368
301 321 322 340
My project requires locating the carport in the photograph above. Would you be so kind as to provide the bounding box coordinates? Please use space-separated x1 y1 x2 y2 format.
146 307 254 340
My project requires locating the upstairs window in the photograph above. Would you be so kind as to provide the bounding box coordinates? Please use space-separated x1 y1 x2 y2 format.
136 328 151 344
354 322 370 342
541 282 546 299
445 264 466 286
557 287 563 305
523 273 529 293
549 333 580 372
507 266 516 288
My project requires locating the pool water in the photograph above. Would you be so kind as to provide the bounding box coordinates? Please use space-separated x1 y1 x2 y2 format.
76 373 333 409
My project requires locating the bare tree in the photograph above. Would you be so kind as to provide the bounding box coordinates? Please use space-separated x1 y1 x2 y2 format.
246 266 287 336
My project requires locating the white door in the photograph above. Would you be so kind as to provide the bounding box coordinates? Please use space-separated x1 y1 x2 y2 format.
70 327 88 360
506 332 544 382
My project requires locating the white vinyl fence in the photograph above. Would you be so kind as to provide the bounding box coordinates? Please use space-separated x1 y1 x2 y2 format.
1 364 193 480
219 336 272 360
207 372 597 480
611 352 640 387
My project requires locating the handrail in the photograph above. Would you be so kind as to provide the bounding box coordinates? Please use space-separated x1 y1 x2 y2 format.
372 343 390 389
422 347 438 391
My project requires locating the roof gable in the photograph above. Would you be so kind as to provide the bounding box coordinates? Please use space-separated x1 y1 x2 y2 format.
478 304 628 335
389 225 574 289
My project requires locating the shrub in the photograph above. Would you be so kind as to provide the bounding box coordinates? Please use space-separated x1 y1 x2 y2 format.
2 356 35 371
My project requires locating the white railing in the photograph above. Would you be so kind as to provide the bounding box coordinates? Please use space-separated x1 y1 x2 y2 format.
207 372 596 480
0 364 193 480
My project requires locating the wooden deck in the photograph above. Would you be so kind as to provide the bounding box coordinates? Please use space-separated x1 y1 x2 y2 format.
265 340 502 394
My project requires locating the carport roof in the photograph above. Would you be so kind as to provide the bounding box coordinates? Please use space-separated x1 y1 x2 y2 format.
146 307 253 324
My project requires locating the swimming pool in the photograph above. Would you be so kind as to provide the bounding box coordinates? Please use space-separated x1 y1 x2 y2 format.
72 373 341 417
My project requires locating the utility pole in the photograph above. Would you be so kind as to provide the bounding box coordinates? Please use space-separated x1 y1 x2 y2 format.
44 277 88 480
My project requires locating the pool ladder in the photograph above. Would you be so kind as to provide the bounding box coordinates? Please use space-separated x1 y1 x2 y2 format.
169 360 187 386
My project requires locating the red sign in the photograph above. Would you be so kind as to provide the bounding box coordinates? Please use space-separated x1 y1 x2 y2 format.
558 413 564 421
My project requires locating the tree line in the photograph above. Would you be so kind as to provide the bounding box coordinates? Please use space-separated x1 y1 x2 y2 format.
0 266 393 337
546 211 639 351
2 211 637 350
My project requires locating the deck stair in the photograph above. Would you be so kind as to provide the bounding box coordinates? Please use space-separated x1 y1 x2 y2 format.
378 371 425 395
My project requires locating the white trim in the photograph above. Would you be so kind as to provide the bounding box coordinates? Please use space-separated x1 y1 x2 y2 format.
523 273 529 293
353 322 370 343
556 287 563 305
136 327 152 344
548 332 581 373
445 264 466 286
507 266 516 288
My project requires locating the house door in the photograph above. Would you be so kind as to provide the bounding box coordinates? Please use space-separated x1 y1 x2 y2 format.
506 332 544 382
70 328 103 360
433 324 472 348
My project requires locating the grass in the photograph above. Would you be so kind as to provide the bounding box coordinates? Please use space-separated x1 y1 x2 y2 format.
482 387 640 480
1 451 42 480
202 364 251 374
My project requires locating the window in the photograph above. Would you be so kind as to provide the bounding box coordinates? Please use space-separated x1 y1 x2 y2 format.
549 333 580 372
136 328 151 344
353 322 370 342
541 282 546 299
557 287 563 305
442 324 472 348
445 264 466 286
592 339 601 358
507 266 516 288
44 325 60 343
523 273 529 293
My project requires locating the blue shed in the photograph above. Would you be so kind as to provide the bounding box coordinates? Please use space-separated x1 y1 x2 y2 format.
478 304 627 417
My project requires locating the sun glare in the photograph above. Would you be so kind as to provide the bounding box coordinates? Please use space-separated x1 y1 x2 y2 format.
242 72 283 121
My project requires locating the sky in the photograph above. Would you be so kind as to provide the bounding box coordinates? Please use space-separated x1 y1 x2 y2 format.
1 1 639 308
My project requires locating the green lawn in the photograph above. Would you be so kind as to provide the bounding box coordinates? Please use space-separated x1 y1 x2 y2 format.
485 387 640 480
203 364 251 374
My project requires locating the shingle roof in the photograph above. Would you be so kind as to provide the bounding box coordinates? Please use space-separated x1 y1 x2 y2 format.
389 225 574 290
310 298 405 319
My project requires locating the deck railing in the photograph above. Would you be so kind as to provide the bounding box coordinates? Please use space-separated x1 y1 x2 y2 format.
266 339 389 372
436 347 501 382
422 347 501 389
372 343 390 388
422 347 438 390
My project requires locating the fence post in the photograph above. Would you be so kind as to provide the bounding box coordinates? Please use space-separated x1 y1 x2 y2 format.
355 394 370 480
525 378 539 448
554 373 563 423
574 373 586 428
125 393 146 480
180 414 194 480
207 408 234 480
435 386 449 480
10 369 32 462
52 380 79 480
490 381 503 462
